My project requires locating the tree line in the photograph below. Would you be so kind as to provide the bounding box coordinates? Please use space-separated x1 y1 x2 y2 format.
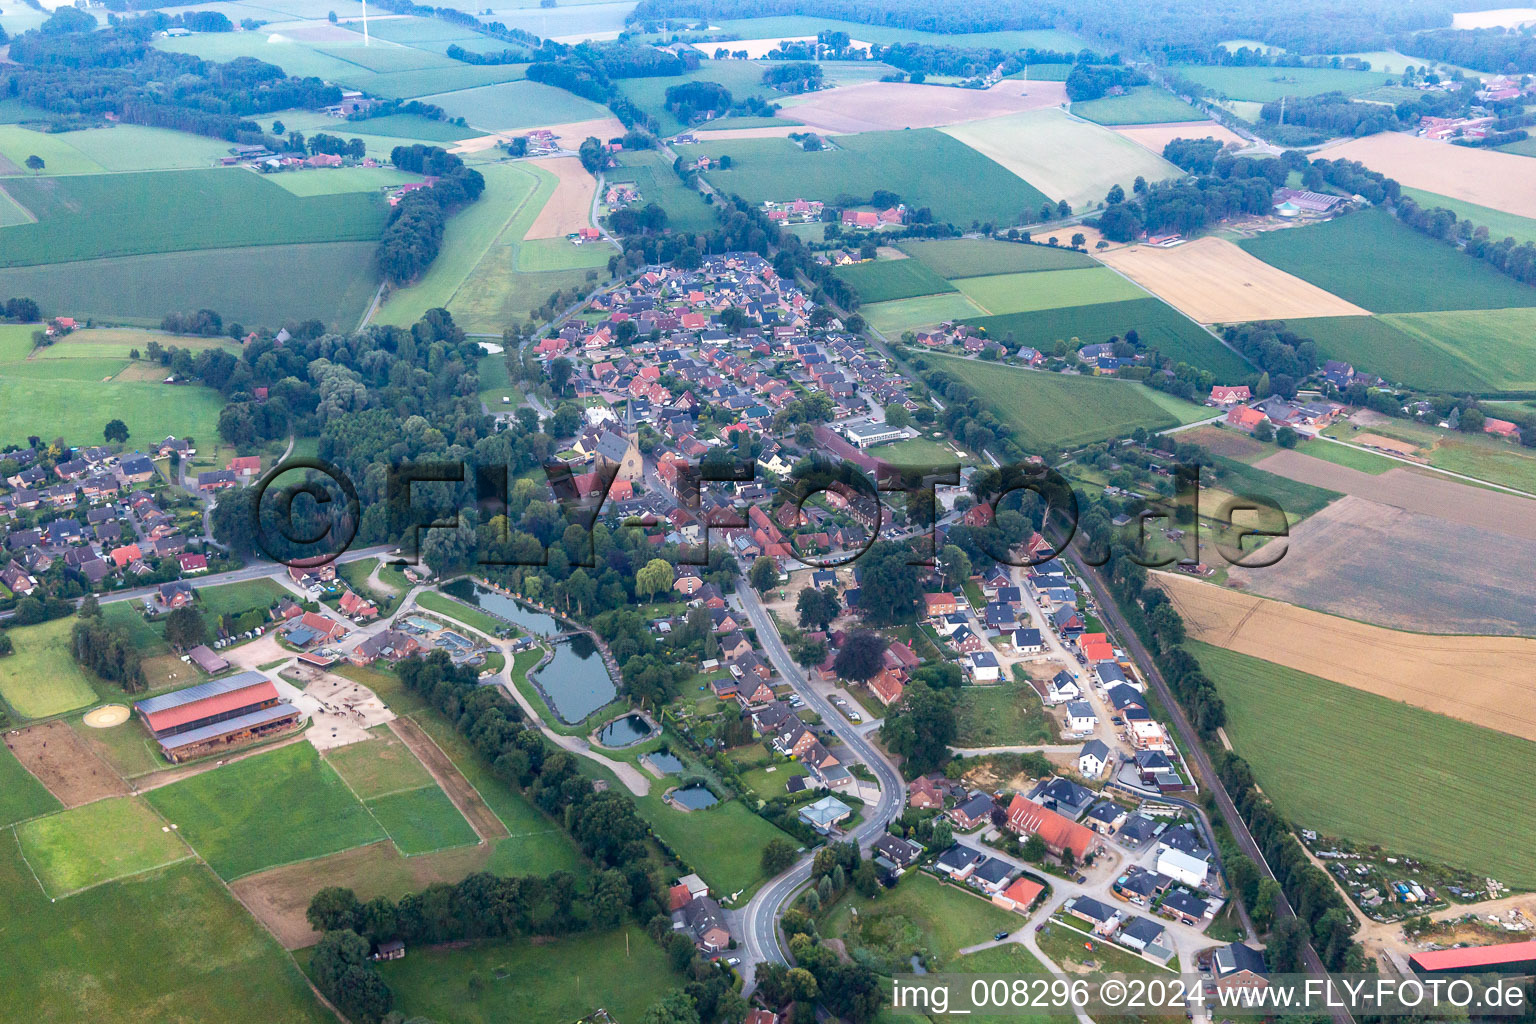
378 147 486 284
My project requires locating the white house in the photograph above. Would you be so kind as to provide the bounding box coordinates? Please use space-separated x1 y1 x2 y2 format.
1011 627 1044 653
967 650 1001 682
1046 669 1080 705
1156 847 1211 888
1065 700 1098 735
1078 739 1111 778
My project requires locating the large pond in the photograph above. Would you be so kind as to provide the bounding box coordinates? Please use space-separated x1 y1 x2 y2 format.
597 713 653 748
535 633 617 724
442 580 562 636
669 782 719 811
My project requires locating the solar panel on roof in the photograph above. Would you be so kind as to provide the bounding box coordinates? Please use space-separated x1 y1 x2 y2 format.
133 670 270 715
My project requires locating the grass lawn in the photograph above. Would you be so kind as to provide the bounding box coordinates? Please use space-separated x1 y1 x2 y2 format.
967 297 1250 378
832 257 956 303
872 434 974 467
414 590 508 636
1040 914 1172 973
15 796 189 897
0 835 331 1024
1193 641 1536 887
144 742 386 880
366 785 480 856
325 727 435 799
955 681 1055 747
954 267 1148 315
824 870 1021 971
195 577 287 618
376 928 677 1024
864 292 986 334
898 237 1096 278
1399 186 1536 246
1238 208 1536 313
0 616 101 719
1296 439 1397 474
740 760 809 797
929 354 1198 450
1071 86 1207 125
677 128 1051 229
638 790 796 898
944 942 1066 1024
1168 64 1394 102
0 742 61 827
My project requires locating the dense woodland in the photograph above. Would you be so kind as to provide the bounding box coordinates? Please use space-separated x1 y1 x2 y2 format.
1094 150 1300 240
377 146 486 284
1400 26 1536 73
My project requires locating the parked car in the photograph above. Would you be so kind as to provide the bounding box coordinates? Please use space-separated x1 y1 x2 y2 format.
994 931 1010 941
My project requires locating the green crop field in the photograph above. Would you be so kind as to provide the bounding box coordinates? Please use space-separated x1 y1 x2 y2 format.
863 292 986 334
955 267 1149 315
833 257 956 303
0 837 331 1024
638 789 797 896
1379 308 1536 391
366 785 480 856
605 149 717 234
0 616 103 719
1294 315 1496 392
898 237 1097 278
955 680 1054 747
1399 186 1536 246
363 62 531 100
1071 86 1207 125
968 297 1251 377
1193 642 1536 887
930 353 1204 449
0 743 61 828
16 797 189 898
677 129 1051 229
0 169 389 267
0 242 379 330
264 166 419 196
1168 64 1394 102
1238 208 1536 312
420 80 607 132
144 742 386 880
377 928 675 1023
344 112 473 142
0 184 32 227
23 124 231 173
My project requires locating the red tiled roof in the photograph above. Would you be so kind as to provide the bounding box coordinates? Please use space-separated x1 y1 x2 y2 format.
1411 941 1536 972
1001 876 1044 909
143 680 278 733
1005 794 1094 860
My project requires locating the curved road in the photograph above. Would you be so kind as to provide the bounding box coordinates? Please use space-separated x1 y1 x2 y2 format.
734 582 906 989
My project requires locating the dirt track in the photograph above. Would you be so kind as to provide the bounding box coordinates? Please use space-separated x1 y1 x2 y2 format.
783 79 1066 133
1319 132 1536 219
389 716 508 840
523 156 596 240
1157 571 1536 741
1097 237 1371 322
6 720 129 807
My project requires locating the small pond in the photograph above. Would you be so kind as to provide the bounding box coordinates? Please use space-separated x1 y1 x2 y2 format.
533 633 617 724
669 783 719 811
442 580 562 636
597 713 653 748
645 752 685 775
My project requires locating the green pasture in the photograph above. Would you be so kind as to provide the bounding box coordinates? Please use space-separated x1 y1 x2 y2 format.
1071 86 1207 125
605 148 718 234
16 796 188 898
367 785 480 856
0 616 104 719
954 267 1148 315
638 788 797 897
420 80 607 132
0 743 62 828
1169 64 1395 102
898 237 1096 278
833 257 957 303
863 292 986 334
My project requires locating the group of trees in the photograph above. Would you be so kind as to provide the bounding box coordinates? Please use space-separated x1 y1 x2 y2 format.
1400 27 1536 74
0 297 40 323
71 596 147 693
1095 150 1299 241
1219 321 1318 391
160 309 226 337
759 60 822 92
873 42 1094 79
1064 62 1147 101
879 666 961 776
1258 91 1402 143
378 147 486 284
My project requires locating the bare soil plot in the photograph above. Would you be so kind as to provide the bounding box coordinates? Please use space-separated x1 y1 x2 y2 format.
1178 424 1268 458
278 666 395 751
1225 493 1536 635
1096 237 1371 322
1252 448 1536 540
782 79 1066 134
1352 432 1423 458
1158 572 1536 741
1111 121 1248 155
5 720 129 807
389 716 508 841
1319 132 1536 219
449 116 627 155
523 156 596 240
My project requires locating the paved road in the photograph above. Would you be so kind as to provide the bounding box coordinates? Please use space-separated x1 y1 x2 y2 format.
89 545 394 609
733 582 907 992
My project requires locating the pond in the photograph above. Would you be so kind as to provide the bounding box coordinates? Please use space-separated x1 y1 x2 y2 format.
442 580 562 636
597 713 653 748
644 751 685 775
533 633 617 724
668 783 719 811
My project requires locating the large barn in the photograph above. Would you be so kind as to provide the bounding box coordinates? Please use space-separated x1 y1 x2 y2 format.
1410 941 1536 976
133 671 301 763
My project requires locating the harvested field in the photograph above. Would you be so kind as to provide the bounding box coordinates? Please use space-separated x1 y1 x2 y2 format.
1227 493 1536 635
1111 121 1248 155
1252 448 1536 539
1096 237 1371 322
1318 132 1536 219
1159 573 1536 741
388 716 508 841
4 721 127 808
781 79 1066 134
680 124 809 140
522 156 595 240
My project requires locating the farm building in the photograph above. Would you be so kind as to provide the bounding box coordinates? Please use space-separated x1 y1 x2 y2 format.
1411 941 1536 975
133 671 301 763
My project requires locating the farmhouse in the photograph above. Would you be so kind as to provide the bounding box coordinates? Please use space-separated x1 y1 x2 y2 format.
133 671 301 763
1005 794 1095 861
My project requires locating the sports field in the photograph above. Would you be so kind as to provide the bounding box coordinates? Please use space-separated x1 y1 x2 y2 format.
1070 86 1206 125
1168 64 1394 102
1192 641 1536 887
0 836 332 1024
1239 209 1536 312
941 108 1183 210
833 257 956 303
0 242 379 330
863 292 986 334
1319 132 1536 220
0 742 62 828
15 796 188 898
0 168 389 267
967 297 1251 378
677 129 1050 229
898 237 1097 277
929 354 1206 449
0 616 103 719
144 742 386 880
954 266 1149 315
